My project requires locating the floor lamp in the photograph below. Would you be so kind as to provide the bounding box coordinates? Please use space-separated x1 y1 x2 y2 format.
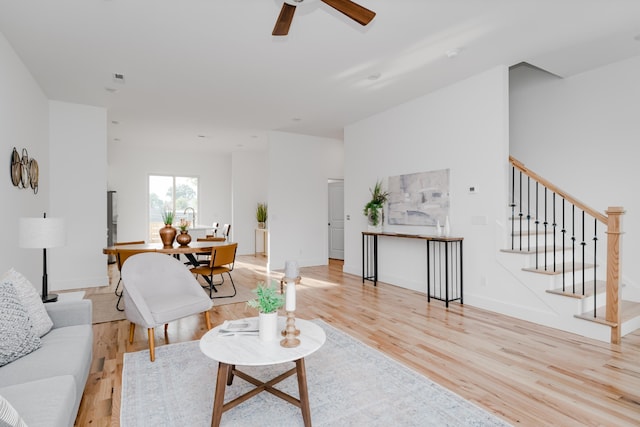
19 213 66 303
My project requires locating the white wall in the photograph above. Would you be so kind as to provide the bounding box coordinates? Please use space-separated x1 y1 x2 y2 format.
510 57 640 287
267 132 344 272
49 101 107 290
107 144 232 245
345 66 518 308
231 150 269 255
0 31 50 288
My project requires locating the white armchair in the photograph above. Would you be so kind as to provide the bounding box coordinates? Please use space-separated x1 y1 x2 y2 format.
122 252 213 361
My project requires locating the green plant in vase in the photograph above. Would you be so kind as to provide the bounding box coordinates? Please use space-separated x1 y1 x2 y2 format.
159 210 177 247
256 203 267 228
161 210 175 226
248 281 284 341
178 218 190 232
247 281 284 313
363 180 389 228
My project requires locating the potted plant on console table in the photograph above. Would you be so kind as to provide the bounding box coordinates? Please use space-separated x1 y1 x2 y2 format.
247 281 284 342
256 202 267 229
363 180 389 232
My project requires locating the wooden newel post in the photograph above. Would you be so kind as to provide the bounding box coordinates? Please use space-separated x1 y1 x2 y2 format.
605 206 624 344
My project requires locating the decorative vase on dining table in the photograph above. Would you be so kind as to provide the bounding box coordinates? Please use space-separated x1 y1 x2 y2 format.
176 230 191 247
159 225 176 248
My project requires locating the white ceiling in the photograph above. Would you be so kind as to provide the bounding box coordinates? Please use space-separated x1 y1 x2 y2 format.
1 0 639 153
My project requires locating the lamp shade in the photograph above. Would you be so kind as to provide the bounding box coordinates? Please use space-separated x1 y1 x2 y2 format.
19 217 66 249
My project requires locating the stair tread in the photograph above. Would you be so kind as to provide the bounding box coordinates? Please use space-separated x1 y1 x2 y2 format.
546 280 606 299
501 246 571 254
523 262 596 275
511 229 555 236
575 300 640 325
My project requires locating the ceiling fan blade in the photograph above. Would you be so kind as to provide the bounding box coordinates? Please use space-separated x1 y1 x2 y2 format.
272 3 296 36
321 0 375 26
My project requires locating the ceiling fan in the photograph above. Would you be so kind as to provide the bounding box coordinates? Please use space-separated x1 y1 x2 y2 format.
272 0 376 36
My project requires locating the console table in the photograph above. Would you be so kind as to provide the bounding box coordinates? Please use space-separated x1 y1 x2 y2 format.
255 228 268 256
362 232 463 307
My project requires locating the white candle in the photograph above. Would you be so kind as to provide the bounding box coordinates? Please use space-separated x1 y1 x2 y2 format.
285 281 296 311
285 260 299 278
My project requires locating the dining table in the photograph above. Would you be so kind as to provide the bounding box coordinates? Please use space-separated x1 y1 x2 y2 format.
102 240 232 284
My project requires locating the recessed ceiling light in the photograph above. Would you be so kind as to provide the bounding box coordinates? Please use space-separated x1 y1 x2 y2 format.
367 73 381 81
237 144 244 148
292 117 302 122
111 120 119 125
113 138 121 142
197 134 207 138
104 87 119 93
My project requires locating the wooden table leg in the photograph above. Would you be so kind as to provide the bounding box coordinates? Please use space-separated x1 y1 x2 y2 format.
211 362 230 427
296 358 312 427
226 364 235 385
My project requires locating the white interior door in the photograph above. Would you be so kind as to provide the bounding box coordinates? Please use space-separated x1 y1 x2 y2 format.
328 181 344 260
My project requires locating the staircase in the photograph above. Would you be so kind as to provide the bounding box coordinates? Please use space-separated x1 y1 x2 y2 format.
501 157 640 344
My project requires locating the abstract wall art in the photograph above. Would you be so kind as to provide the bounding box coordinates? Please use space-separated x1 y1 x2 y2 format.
387 169 450 226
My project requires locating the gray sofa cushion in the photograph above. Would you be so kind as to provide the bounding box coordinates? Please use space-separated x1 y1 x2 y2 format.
0 376 75 427
0 280 41 367
0 324 92 402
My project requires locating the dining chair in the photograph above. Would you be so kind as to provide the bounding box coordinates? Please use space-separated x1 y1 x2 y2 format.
193 236 226 266
122 252 213 362
190 242 238 299
114 241 145 311
221 223 231 240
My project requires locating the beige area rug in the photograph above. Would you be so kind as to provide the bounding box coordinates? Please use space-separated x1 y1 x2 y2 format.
87 275 255 324
121 319 511 426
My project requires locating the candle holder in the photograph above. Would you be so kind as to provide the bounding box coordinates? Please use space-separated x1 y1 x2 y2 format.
280 311 300 348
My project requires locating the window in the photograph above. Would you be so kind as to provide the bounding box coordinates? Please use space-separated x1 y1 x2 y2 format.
149 175 198 242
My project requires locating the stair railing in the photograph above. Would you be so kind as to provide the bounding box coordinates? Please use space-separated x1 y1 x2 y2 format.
509 156 624 343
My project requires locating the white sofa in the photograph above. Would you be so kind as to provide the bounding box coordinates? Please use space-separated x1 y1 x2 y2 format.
0 299 93 427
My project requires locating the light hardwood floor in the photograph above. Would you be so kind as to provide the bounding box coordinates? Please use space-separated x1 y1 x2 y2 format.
76 255 640 426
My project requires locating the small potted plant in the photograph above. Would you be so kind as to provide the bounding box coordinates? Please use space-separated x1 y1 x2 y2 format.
176 219 191 246
178 218 190 232
247 281 284 341
363 180 389 231
159 210 176 247
256 202 267 229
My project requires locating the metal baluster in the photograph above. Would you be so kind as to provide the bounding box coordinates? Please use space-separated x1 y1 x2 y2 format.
535 182 539 269
593 219 598 317
572 205 576 294
552 193 557 272
581 210 586 296
544 187 548 271
527 176 531 252
510 166 516 250
562 199 566 292
519 172 524 251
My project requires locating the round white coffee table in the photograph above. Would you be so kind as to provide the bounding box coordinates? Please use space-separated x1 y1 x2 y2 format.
200 316 326 427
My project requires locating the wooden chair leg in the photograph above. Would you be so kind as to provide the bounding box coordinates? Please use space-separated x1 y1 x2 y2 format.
204 310 212 330
148 328 155 362
129 323 135 343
